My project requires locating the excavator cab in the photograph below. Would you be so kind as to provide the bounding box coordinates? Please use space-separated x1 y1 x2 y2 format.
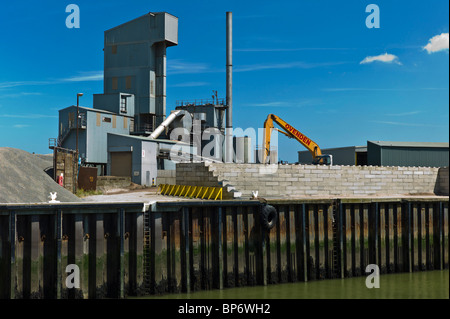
312 154 333 166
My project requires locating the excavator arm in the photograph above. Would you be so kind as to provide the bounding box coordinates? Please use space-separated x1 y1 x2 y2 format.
262 114 331 165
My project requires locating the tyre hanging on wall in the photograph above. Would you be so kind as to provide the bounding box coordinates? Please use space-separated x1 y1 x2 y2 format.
260 204 277 230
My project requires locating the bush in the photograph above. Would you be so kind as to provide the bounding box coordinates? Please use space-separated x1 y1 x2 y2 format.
75 188 103 198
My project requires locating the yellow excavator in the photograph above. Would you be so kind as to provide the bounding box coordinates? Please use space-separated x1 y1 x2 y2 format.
262 114 333 165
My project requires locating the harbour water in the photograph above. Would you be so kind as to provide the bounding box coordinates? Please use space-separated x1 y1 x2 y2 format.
140 270 449 299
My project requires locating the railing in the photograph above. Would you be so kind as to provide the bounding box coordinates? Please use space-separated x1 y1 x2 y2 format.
131 123 154 133
68 113 87 129
49 138 57 149
176 98 226 107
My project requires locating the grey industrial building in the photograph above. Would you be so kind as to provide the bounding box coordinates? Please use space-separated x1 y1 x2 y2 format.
298 141 449 167
298 145 367 166
53 11 243 184
367 141 449 167
55 12 182 178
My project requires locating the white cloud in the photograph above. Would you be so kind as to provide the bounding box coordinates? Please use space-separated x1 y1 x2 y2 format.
62 71 103 82
0 114 57 119
235 61 348 72
0 71 103 89
244 99 323 108
167 60 214 75
235 47 355 52
385 111 422 116
0 81 49 89
323 87 448 92
372 121 432 127
169 81 209 87
423 33 449 53
360 53 401 65
0 92 42 98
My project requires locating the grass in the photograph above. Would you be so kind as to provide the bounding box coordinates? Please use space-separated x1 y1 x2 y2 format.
75 188 103 198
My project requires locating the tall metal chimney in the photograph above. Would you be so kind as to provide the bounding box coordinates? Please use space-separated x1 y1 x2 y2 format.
225 11 233 163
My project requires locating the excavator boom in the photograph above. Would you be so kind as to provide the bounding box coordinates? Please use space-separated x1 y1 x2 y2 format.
262 114 331 165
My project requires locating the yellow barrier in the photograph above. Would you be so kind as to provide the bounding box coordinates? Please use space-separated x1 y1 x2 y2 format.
158 184 223 200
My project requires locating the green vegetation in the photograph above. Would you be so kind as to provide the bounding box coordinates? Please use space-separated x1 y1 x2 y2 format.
75 188 103 198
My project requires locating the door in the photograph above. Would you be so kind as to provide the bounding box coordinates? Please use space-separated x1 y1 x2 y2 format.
110 152 132 177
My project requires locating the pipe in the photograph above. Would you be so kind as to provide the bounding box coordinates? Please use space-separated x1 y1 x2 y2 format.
225 11 233 163
149 110 182 139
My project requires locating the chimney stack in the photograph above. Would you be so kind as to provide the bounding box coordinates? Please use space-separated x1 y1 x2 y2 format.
225 11 233 163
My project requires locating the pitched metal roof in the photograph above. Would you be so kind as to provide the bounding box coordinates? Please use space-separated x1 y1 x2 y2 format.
368 141 449 148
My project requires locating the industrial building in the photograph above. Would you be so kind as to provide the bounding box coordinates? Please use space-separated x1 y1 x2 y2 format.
298 141 449 167
57 105 133 174
367 141 449 167
298 145 367 166
106 133 195 185
53 11 239 185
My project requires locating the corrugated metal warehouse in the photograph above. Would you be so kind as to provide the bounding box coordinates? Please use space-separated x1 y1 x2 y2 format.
298 141 449 167
298 145 367 166
367 141 449 167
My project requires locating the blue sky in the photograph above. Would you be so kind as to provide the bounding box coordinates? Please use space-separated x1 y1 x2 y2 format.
0 0 448 162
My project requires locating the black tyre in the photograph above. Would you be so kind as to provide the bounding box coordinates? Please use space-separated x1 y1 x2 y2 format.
260 204 277 230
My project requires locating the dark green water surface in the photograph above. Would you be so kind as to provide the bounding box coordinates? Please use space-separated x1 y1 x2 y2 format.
140 270 449 299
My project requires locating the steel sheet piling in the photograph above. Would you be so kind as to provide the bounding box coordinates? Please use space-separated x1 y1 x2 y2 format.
0 199 448 299
287 205 297 282
277 205 288 283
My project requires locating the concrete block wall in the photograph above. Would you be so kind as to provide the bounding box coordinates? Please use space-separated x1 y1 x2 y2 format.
97 176 131 192
175 163 241 199
156 169 176 185
176 162 446 198
176 163 220 187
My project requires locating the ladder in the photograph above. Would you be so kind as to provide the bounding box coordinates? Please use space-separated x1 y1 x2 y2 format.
331 201 340 278
143 210 151 293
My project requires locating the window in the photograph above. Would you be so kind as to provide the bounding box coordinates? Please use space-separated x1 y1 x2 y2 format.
68 112 75 128
126 76 132 89
111 45 117 54
120 96 127 113
150 80 154 96
129 119 134 132
112 77 118 90
102 117 112 123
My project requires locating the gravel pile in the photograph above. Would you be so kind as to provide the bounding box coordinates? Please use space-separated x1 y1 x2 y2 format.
0 147 81 203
